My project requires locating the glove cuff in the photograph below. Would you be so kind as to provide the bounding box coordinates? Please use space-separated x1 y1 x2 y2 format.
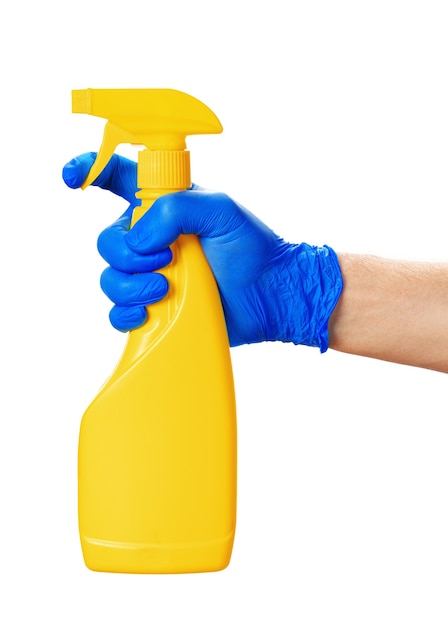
261 243 343 352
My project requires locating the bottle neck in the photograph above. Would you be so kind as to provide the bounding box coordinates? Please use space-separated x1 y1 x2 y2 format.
133 148 191 218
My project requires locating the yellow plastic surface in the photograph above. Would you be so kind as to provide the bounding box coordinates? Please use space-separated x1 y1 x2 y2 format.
73 89 237 573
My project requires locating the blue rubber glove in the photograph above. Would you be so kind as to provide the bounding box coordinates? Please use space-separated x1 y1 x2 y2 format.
63 152 343 350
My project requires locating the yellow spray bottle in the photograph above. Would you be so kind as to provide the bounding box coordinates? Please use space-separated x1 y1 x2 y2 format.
71 89 237 574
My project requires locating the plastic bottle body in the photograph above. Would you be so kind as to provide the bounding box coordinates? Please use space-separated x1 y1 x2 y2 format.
78 234 237 573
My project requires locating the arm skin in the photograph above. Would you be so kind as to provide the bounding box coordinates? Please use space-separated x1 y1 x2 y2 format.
328 254 448 373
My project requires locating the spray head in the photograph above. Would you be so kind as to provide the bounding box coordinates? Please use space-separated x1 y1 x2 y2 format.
71 88 223 190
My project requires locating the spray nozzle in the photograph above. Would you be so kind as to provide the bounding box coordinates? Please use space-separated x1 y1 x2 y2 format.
72 88 223 190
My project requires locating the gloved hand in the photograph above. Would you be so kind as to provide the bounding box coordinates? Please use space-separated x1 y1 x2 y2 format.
63 152 343 350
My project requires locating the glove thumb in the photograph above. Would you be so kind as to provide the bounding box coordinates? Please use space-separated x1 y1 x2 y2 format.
125 189 223 253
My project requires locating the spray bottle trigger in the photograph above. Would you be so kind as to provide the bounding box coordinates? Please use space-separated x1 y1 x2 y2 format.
81 121 138 189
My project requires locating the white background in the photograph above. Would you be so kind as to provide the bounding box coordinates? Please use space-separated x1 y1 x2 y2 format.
1 1 447 624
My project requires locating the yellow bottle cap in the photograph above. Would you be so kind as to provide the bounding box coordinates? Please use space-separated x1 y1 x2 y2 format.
138 150 191 190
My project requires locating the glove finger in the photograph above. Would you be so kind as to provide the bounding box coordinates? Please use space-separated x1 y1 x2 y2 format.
62 152 97 189
92 153 138 204
63 153 138 204
109 304 147 332
100 267 169 307
98 215 172 272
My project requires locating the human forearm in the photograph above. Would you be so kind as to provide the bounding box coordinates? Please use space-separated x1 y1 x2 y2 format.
328 253 448 373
